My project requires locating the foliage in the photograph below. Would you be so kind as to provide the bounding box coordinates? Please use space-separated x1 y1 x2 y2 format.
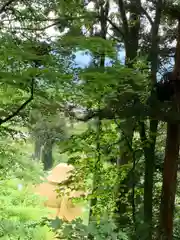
0 0 180 240
51 218 129 240
0 178 54 240
30 112 69 169
0 135 44 183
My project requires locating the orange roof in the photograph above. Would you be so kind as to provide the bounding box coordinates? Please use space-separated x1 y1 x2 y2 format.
47 163 74 184
33 163 84 221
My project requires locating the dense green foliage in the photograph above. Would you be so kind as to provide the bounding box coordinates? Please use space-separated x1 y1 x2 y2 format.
0 179 54 240
1 0 180 240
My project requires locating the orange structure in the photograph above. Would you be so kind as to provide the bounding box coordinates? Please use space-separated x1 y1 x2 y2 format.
34 163 84 221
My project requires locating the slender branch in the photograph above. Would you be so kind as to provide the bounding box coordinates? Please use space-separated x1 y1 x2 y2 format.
3 21 60 32
106 17 124 38
140 6 153 25
0 0 17 14
3 14 97 32
107 31 122 43
0 78 34 125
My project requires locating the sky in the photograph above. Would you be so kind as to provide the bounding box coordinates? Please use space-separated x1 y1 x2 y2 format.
74 50 125 68
44 1 126 68
44 1 173 75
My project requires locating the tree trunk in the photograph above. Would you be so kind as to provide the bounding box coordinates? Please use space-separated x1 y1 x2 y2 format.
115 124 134 226
143 120 158 239
142 0 162 237
114 0 140 227
158 123 180 240
33 139 42 160
41 142 54 170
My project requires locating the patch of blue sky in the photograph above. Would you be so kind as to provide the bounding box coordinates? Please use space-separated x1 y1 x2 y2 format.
74 49 125 68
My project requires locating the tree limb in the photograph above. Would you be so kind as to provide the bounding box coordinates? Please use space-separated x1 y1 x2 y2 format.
66 102 180 124
125 2 153 25
0 78 34 125
0 0 17 14
106 17 124 38
66 106 116 121
140 6 153 25
4 14 97 32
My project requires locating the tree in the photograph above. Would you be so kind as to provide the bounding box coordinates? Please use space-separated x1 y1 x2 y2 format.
1 0 180 239
59 1 160 238
55 1 180 239
30 113 68 170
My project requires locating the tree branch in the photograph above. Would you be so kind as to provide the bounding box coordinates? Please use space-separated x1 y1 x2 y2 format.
106 17 124 38
64 96 180 125
0 0 17 14
0 78 34 125
4 14 97 32
66 106 116 121
126 2 153 25
140 6 153 25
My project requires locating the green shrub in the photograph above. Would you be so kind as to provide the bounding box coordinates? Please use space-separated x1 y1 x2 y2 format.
0 178 55 240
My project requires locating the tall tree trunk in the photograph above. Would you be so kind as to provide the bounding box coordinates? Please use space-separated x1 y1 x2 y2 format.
158 124 180 239
115 121 135 226
141 1 162 238
140 120 158 239
33 139 42 160
88 117 101 222
144 121 158 228
41 141 54 170
113 0 141 229
158 13 180 240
